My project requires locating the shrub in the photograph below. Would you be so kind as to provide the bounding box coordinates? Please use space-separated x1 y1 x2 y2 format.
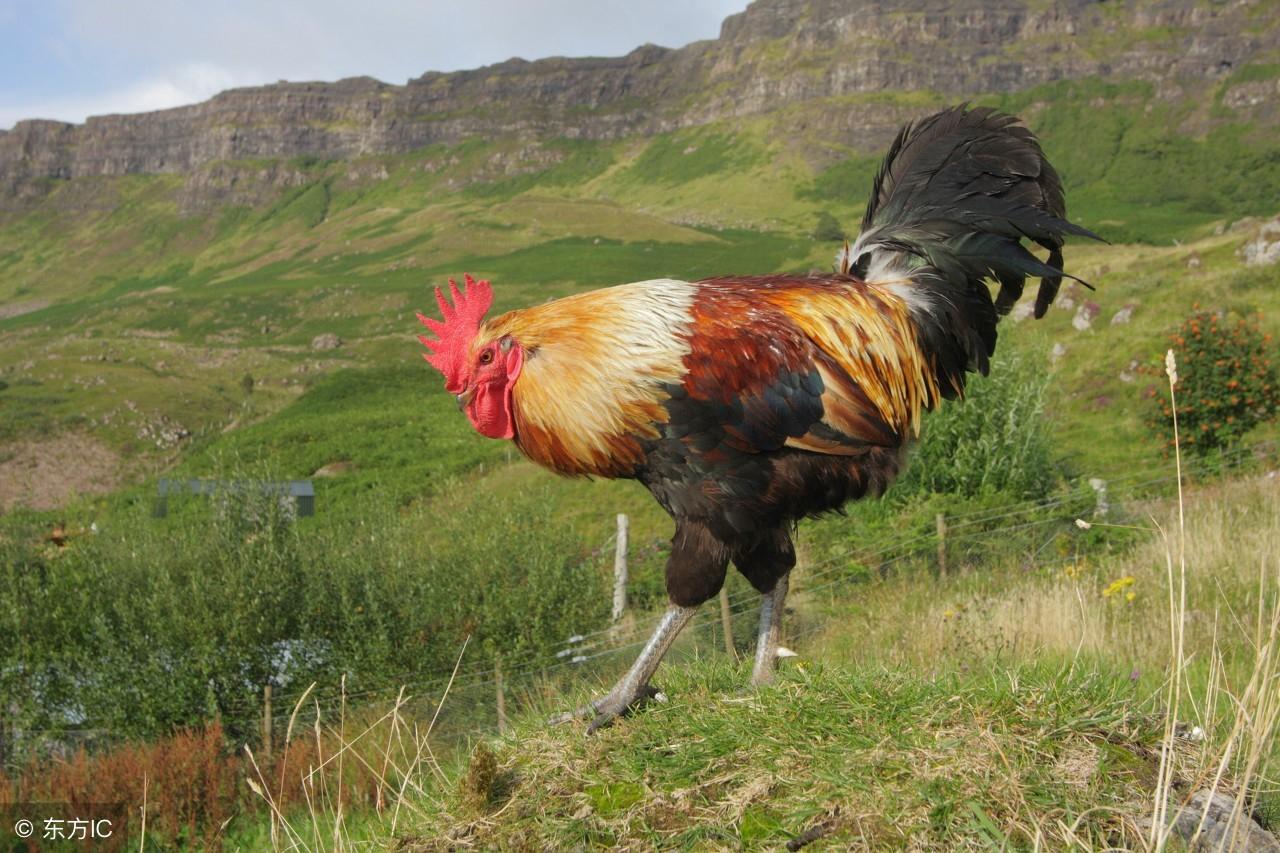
1145 309 1278 456
0 716 404 846
1 722 238 847
811 210 846 242
894 349 1059 500
0 467 612 748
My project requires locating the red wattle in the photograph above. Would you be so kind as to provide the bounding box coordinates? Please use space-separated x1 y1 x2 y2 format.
468 382 516 439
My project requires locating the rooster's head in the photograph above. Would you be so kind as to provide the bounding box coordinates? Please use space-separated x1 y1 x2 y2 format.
417 274 523 440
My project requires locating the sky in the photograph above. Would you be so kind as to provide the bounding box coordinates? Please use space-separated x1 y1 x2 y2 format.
0 0 751 130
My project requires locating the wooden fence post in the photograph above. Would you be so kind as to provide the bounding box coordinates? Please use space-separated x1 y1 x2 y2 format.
262 684 273 756
612 514 629 622
495 654 508 735
719 588 737 660
0 705 9 771
936 513 948 579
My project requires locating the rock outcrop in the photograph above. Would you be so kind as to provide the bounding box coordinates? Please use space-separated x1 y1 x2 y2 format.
1 0 1277 207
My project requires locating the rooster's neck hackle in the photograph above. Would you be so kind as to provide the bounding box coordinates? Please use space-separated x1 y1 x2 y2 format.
483 279 698 477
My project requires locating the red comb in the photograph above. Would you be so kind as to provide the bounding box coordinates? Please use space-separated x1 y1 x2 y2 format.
416 274 493 393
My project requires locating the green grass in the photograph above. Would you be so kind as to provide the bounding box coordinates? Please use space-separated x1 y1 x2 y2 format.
620 127 769 186
3 18 1280 848
463 139 617 200
247 474 1274 851
1223 61 1280 87
399 661 1164 849
177 363 506 507
2 70 1277 475
981 77 1280 242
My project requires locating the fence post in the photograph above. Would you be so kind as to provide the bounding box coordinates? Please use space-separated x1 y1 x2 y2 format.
0 705 8 771
612 514 629 622
936 513 948 579
1089 478 1109 518
495 654 508 735
719 588 737 660
262 684 273 756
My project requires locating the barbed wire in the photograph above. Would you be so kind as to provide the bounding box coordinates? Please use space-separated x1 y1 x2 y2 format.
250 437 1274 711
11 440 1274 747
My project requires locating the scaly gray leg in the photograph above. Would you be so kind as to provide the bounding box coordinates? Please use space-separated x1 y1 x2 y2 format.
550 604 697 732
751 573 789 686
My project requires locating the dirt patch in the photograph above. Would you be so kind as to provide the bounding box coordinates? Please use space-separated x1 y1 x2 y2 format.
0 298 49 320
0 433 122 512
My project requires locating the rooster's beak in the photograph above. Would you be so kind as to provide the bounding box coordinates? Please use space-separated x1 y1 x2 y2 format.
455 387 476 410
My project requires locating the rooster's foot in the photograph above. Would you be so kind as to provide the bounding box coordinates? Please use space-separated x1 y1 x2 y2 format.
548 685 665 732
588 684 665 733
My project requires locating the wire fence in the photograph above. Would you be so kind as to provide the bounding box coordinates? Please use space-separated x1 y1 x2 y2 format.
7 439 1275 761
248 437 1274 718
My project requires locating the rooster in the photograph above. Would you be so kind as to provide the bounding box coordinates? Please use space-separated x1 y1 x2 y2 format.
418 106 1098 730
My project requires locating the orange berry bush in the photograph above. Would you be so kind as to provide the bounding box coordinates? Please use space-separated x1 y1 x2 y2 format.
1145 307 1278 456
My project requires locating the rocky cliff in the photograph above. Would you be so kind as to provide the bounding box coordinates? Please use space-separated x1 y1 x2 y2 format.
1 0 1276 206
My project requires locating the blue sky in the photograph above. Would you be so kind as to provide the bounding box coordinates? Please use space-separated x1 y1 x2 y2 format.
0 1 750 129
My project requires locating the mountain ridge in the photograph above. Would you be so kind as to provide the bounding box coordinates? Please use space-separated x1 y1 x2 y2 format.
2 0 1276 208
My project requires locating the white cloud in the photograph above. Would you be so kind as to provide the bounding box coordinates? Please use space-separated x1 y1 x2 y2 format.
60 0 747 82
0 63 239 128
1 1 750 129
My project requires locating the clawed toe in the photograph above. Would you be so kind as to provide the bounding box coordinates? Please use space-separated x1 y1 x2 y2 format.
547 700 597 726
552 685 666 733
587 684 665 733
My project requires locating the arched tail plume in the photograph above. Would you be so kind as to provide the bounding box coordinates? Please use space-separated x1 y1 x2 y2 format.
840 105 1103 396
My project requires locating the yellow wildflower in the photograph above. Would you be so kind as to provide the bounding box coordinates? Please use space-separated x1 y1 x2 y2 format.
1102 576 1136 598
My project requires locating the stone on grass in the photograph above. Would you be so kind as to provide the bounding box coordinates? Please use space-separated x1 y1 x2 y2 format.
1073 301 1101 331
313 461 356 477
1145 788 1280 852
311 333 342 350
1241 216 1280 267
1111 304 1136 326
1009 302 1035 323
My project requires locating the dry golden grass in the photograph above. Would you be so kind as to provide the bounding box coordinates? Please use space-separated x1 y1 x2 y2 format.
809 474 1279 681
227 462 1278 850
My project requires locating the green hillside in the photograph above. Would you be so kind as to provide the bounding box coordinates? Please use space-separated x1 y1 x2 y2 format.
2 77 1279 511
3 27 1280 849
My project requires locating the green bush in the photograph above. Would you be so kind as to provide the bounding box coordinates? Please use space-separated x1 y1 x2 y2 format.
893 349 1059 500
811 211 846 242
0 471 610 746
1145 309 1279 456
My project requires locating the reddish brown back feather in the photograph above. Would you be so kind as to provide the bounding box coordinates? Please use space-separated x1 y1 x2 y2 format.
685 276 935 454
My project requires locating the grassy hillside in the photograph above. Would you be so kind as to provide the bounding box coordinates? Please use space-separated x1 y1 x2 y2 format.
2 75 1279 511
206 475 1277 850
3 53 1280 850
411 662 1167 849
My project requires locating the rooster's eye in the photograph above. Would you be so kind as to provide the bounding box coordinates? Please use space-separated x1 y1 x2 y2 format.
479 350 494 365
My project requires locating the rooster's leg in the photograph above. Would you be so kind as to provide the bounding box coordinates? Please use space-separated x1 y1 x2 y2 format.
751 573 789 686
551 604 697 731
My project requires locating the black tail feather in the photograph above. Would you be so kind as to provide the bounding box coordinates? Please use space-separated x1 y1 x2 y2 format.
847 104 1103 395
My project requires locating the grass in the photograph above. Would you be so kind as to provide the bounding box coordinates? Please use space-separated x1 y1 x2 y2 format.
2 71 1277 494
205 470 1278 850
3 33 1280 847
177 363 507 508
405 662 1166 849
12 476 1252 850
806 476 1279 691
